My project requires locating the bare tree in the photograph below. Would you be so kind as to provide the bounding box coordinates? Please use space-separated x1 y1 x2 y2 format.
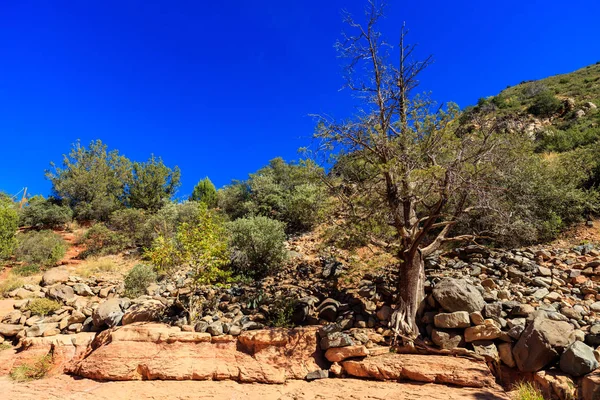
312 1 511 342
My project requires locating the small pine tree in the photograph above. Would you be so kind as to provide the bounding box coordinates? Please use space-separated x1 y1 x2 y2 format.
190 177 217 208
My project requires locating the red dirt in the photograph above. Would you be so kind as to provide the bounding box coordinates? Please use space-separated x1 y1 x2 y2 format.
0 375 510 400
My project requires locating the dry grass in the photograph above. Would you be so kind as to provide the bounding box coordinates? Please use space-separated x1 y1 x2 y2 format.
0 275 25 297
512 382 544 400
10 354 53 382
75 255 134 278
0 343 13 351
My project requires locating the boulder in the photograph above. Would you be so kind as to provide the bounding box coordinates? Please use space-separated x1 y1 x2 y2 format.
317 298 339 322
325 345 369 362
320 332 353 350
431 329 465 350
465 320 502 342
71 324 326 384
0 323 23 337
341 353 497 388
513 312 574 372
560 341 599 377
122 300 165 325
498 343 516 368
93 298 127 329
432 278 485 313
48 284 75 302
72 283 94 297
41 268 69 286
434 311 470 329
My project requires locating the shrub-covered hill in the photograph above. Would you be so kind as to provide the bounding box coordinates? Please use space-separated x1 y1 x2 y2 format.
466 62 600 153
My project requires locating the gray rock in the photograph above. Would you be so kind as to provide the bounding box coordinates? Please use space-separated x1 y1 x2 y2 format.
207 322 224 336
122 300 165 325
92 298 126 329
472 341 499 362
320 332 354 350
431 329 465 350
513 312 574 372
484 303 502 320
434 311 470 329
432 278 485 313
306 369 329 380
48 284 75 302
73 283 94 296
194 321 209 333
317 298 339 322
0 323 23 337
560 341 599 377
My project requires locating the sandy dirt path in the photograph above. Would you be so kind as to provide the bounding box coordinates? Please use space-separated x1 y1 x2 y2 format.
0 375 510 400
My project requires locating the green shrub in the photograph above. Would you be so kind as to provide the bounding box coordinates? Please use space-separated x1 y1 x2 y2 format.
15 230 66 266
227 216 287 278
140 201 202 249
219 158 326 234
11 264 41 276
124 264 157 297
190 177 218 208
147 204 231 284
267 297 297 327
25 298 62 316
19 196 72 229
528 90 563 117
80 223 129 257
10 354 53 381
127 155 181 212
0 195 19 260
108 208 146 247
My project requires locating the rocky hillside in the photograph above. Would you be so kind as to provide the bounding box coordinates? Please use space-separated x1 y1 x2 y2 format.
467 62 600 152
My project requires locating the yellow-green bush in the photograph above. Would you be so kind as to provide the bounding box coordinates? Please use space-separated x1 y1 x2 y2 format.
25 298 62 316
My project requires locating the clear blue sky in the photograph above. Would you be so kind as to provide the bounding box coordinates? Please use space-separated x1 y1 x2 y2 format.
1 0 599 199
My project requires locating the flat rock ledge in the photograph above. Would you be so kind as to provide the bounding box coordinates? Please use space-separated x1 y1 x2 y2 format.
341 353 498 388
7 323 498 389
68 323 326 384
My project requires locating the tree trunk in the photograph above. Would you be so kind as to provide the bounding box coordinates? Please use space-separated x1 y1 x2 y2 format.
390 249 425 342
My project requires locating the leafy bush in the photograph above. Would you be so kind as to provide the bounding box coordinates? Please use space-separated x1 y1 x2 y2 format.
0 195 19 260
127 155 181 211
19 196 72 229
147 204 231 284
11 264 41 276
46 140 132 221
190 177 218 207
140 201 202 249
80 223 129 257
15 230 66 266
25 298 62 316
528 90 563 117
10 354 53 381
219 158 326 234
107 208 146 247
267 296 297 327
227 216 287 278
124 264 157 297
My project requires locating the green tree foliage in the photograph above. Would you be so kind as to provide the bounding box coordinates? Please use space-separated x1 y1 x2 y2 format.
227 216 287 278
15 230 66 266
190 177 218 207
19 195 72 229
124 264 157 298
0 194 19 260
127 155 181 212
46 140 132 221
147 204 230 284
527 90 563 117
79 223 129 257
107 208 147 247
219 158 326 233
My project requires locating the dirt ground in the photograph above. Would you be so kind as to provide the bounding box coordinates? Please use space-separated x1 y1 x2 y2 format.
0 375 510 400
